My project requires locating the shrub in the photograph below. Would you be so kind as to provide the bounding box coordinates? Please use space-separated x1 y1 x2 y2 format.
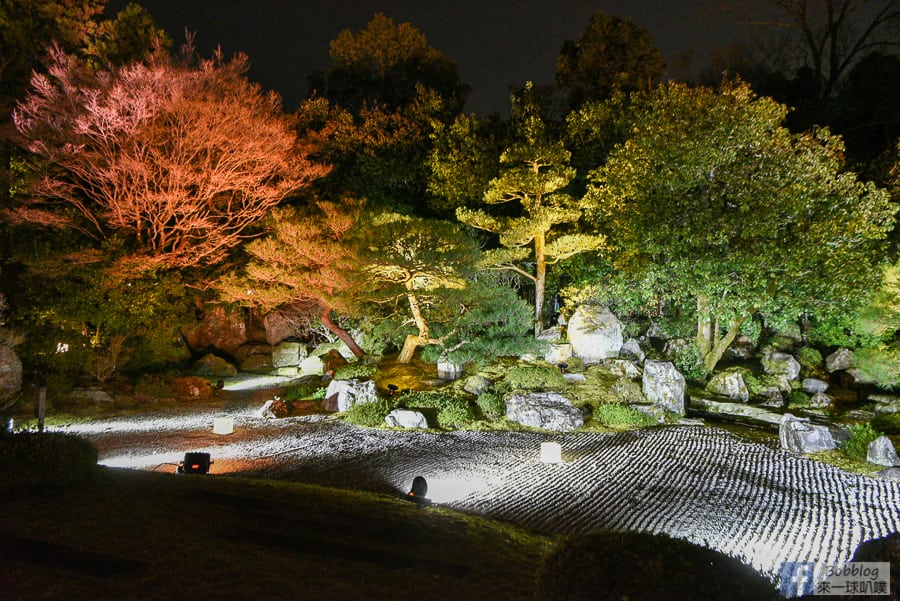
537 530 776 601
851 347 900 390
504 364 565 391
343 398 398 427
475 391 505 421
564 356 584 372
334 363 377 380
398 390 476 429
872 413 900 435
0 431 98 498
795 346 824 372
842 422 883 459
787 390 811 408
281 379 326 401
672 343 708 383
593 404 657 428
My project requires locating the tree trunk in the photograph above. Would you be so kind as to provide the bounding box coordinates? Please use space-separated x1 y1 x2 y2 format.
702 314 748 374
533 231 547 336
696 295 713 359
398 334 425 363
319 304 364 359
397 291 430 364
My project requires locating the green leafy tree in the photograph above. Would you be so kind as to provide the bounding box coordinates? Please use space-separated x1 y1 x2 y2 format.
296 85 449 215
586 81 896 372
428 112 505 216
457 84 607 335
556 9 664 110
418 278 541 365
319 12 468 115
354 212 481 362
217 199 366 358
82 2 171 68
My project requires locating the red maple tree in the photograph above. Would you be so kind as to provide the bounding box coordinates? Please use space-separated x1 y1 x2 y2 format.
12 44 330 269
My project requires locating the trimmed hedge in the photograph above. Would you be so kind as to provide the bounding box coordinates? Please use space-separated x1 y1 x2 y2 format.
537 530 777 601
0 431 98 498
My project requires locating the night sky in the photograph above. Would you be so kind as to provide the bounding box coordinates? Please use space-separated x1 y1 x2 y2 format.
107 0 772 115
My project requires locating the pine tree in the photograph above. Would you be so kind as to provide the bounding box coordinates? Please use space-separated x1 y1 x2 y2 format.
456 83 606 335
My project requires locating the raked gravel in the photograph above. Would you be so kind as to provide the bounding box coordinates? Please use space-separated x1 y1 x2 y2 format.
58 410 900 586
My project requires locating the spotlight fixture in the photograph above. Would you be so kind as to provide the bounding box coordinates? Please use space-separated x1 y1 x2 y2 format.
387 384 398 396
177 452 212 474
405 475 432 505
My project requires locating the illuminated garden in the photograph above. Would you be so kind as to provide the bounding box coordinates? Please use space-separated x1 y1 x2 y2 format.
1 2 899 599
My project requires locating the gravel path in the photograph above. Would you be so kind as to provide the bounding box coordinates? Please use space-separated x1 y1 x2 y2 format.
59 409 900 588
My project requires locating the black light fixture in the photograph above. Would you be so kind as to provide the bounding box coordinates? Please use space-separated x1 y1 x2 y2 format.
177 452 212 474
405 475 431 505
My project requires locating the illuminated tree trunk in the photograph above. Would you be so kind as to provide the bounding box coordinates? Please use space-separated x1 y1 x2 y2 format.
397 291 431 363
702 314 748 374
696 295 713 359
320 304 364 359
534 231 547 336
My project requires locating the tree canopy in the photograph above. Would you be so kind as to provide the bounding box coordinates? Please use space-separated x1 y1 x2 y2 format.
556 9 664 109
457 84 607 335
585 81 896 372
13 46 329 270
317 12 469 115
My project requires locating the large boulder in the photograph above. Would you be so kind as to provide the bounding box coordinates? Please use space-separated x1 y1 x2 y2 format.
323 378 378 412
0 345 23 402
691 396 783 425
182 306 248 355
778 413 836 454
868 436 899 467
437 360 463 381
298 355 324 377
385 409 429 429
762 351 801 381
544 343 573 365
192 353 238 377
825 347 853 373
619 339 645 364
505 392 584 432
705 370 749 403
873 396 900 416
801 378 828 394
642 361 685 415
567 305 623 363
69 387 115 403
602 359 642 379
272 341 306 368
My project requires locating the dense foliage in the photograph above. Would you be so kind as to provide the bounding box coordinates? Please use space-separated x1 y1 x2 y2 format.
1 3 897 395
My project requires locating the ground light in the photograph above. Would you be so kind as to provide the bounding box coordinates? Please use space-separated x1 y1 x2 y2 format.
177 452 212 474
213 416 234 435
405 475 431 505
540 441 563 463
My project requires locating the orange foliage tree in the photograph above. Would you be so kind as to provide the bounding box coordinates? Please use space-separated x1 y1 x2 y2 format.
12 45 330 269
217 199 366 358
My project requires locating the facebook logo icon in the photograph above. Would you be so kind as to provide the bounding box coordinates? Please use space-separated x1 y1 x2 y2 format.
780 562 816 597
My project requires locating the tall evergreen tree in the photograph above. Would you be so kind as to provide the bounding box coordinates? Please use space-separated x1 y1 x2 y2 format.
456 84 606 335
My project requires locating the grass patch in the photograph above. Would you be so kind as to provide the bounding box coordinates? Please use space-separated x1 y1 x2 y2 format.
0 469 552 601
592 404 658 429
807 449 883 477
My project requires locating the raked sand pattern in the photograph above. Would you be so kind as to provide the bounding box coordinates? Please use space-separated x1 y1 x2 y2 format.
73 413 900 589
